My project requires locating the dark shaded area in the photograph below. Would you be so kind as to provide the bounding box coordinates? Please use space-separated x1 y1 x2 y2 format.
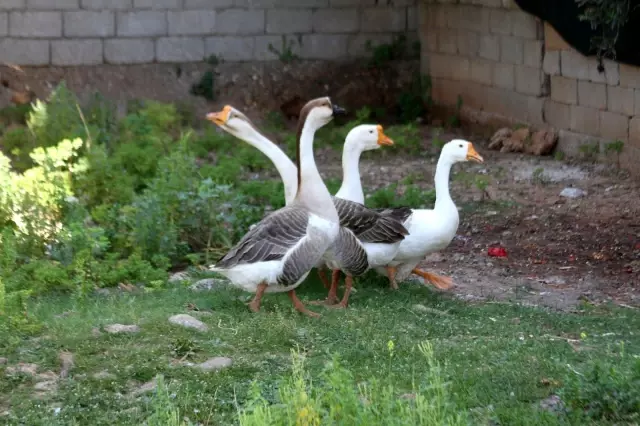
514 0 640 67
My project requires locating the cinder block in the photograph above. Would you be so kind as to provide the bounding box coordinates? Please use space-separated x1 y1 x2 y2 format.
27 0 78 9
500 35 523 64
313 8 359 33
478 34 499 61
636 89 640 115
9 11 62 38
550 76 577 105
64 11 114 37
0 0 25 9
557 129 604 157
588 58 619 86
470 59 493 85
523 39 542 67
619 63 640 89
0 38 49 65
206 36 254 61
457 30 479 56
543 99 571 129
620 145 640 173
81 0 131 9
168 10 217 35
0 13 6 36
253 35 301 60
266 9 312 34
118 11 166 36
105 38 154 63
492 63 515 89
245 0 327 6
560 49 590 80
544 21 568 50
515 66 544 95
134 0 181 8
348 33 393 57
489 8 512 35
156 36 204 62
569 105 599 135
408 6 417 31
542 50 560 75
52 39 103 66
511 10 539 39
360 7 406 32
216 9 264 35
599 110 629 140
607 86 635 116
330 0 376 5
422 31 437 52
187 0 233 6
437 29 457 54
300 34 349 59
456 5 489 33
577 80 607 110
630 117 640 148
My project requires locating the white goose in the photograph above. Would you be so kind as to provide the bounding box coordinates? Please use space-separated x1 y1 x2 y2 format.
206 105 410 308
373 139 484 289
207 98 344 317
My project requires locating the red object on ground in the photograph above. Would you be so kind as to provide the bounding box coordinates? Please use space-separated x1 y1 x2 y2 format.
488 246 508 258
634 243 640 250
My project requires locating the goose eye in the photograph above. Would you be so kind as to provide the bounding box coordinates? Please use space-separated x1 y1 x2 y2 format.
369 130 373 134
459 144 463 148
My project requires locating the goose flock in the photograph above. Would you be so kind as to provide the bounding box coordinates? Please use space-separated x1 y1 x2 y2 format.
206 97 484 317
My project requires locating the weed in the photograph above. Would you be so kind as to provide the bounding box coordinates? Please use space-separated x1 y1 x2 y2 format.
579 142 600 162
604 139 624 168
431 127 445 149
396 73 432 123
190 55 221 101
531 167 550 185
366 35 410 67
554 150 566 161
446 95 463 128
268 35 300 63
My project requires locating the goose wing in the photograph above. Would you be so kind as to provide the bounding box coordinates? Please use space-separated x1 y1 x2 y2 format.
331 197 409 244
214 206 309 269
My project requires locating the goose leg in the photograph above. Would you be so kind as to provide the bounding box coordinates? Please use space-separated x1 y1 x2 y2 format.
386 266 399 290
328 275 353 309
248 282 268 312
411 268 454 290
287 290 321 318
317 267 331 289
309 269 340 305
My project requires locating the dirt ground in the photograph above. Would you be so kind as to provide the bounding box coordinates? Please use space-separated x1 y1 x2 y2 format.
1 62 638 311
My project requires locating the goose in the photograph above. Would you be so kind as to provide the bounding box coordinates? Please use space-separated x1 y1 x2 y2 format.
206 97 344 317
206 106 411 308
373 139 484 289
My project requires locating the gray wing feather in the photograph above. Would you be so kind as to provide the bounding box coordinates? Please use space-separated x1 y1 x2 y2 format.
214 206 309 269
332 227 369 276
331 197 409 244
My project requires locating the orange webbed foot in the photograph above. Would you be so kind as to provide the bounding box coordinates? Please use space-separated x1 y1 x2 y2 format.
412 268 454 290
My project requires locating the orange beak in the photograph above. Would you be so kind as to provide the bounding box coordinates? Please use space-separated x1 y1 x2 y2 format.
466 143 484 163
206 105 232 126
376 125 394 146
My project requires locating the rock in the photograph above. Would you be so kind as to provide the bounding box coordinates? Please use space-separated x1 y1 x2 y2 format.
488 128 512 150
36 371 58 382
412 304 429 313
104 324 141 334
59 351 74 379
92 371 116 380
501 128 530 153
91 327 102 337
195 357 233 372
539 395 564 413
0 358 7 365
190 278 229 292
93 288 111 297
6 363 38 377
168 314 208 332
130 379 157 397
34 380 57 392
168 271 190 284
559 187 587 198
526 129 558 156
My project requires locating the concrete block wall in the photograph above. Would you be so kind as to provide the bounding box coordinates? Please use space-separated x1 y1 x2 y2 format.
419 0 640 170
0 0 417 65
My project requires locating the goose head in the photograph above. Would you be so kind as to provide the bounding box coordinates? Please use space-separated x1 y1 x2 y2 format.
441 139 484 164
206 105 256 139
298 96 346 129
345 124 394 152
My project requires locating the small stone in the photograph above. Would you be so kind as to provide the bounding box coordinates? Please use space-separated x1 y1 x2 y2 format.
412 304 429 313
195 357 233 372
168 314 208 332
539 395 564 412
6 363 38 377
130 379 157 396
189 278 229 292
104 324 140 334
526 129 558 156
93 371 116 380
91 328 102 337
59 351 74 379
36 371 58 382
559 187 587 198
34 380 57 392
168 271 190 283
0 358 7 365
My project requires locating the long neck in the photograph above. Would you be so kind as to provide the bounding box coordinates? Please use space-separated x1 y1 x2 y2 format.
241 129 298 205
433 156 455 212
335 141 364 204
295 120 339 222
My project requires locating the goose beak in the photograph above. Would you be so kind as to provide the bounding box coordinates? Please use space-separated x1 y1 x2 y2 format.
376 125 394 146
332 104 346 116
466 143 484 163
206 105 232 126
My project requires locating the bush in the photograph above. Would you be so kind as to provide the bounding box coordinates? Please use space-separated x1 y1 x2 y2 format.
238 341 468 426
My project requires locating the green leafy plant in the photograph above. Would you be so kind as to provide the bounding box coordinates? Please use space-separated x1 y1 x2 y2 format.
396 73 432 123
579 142 600 161
190 55 221 101
268 35 300 63
366 35 411 67
446 95 463 128
576 0 635 62
604 139 624 168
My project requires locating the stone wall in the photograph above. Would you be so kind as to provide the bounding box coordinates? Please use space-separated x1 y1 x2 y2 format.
419 0 640 170
0 0 417 65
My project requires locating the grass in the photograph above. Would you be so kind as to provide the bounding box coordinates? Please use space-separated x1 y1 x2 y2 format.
1 274 638 425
